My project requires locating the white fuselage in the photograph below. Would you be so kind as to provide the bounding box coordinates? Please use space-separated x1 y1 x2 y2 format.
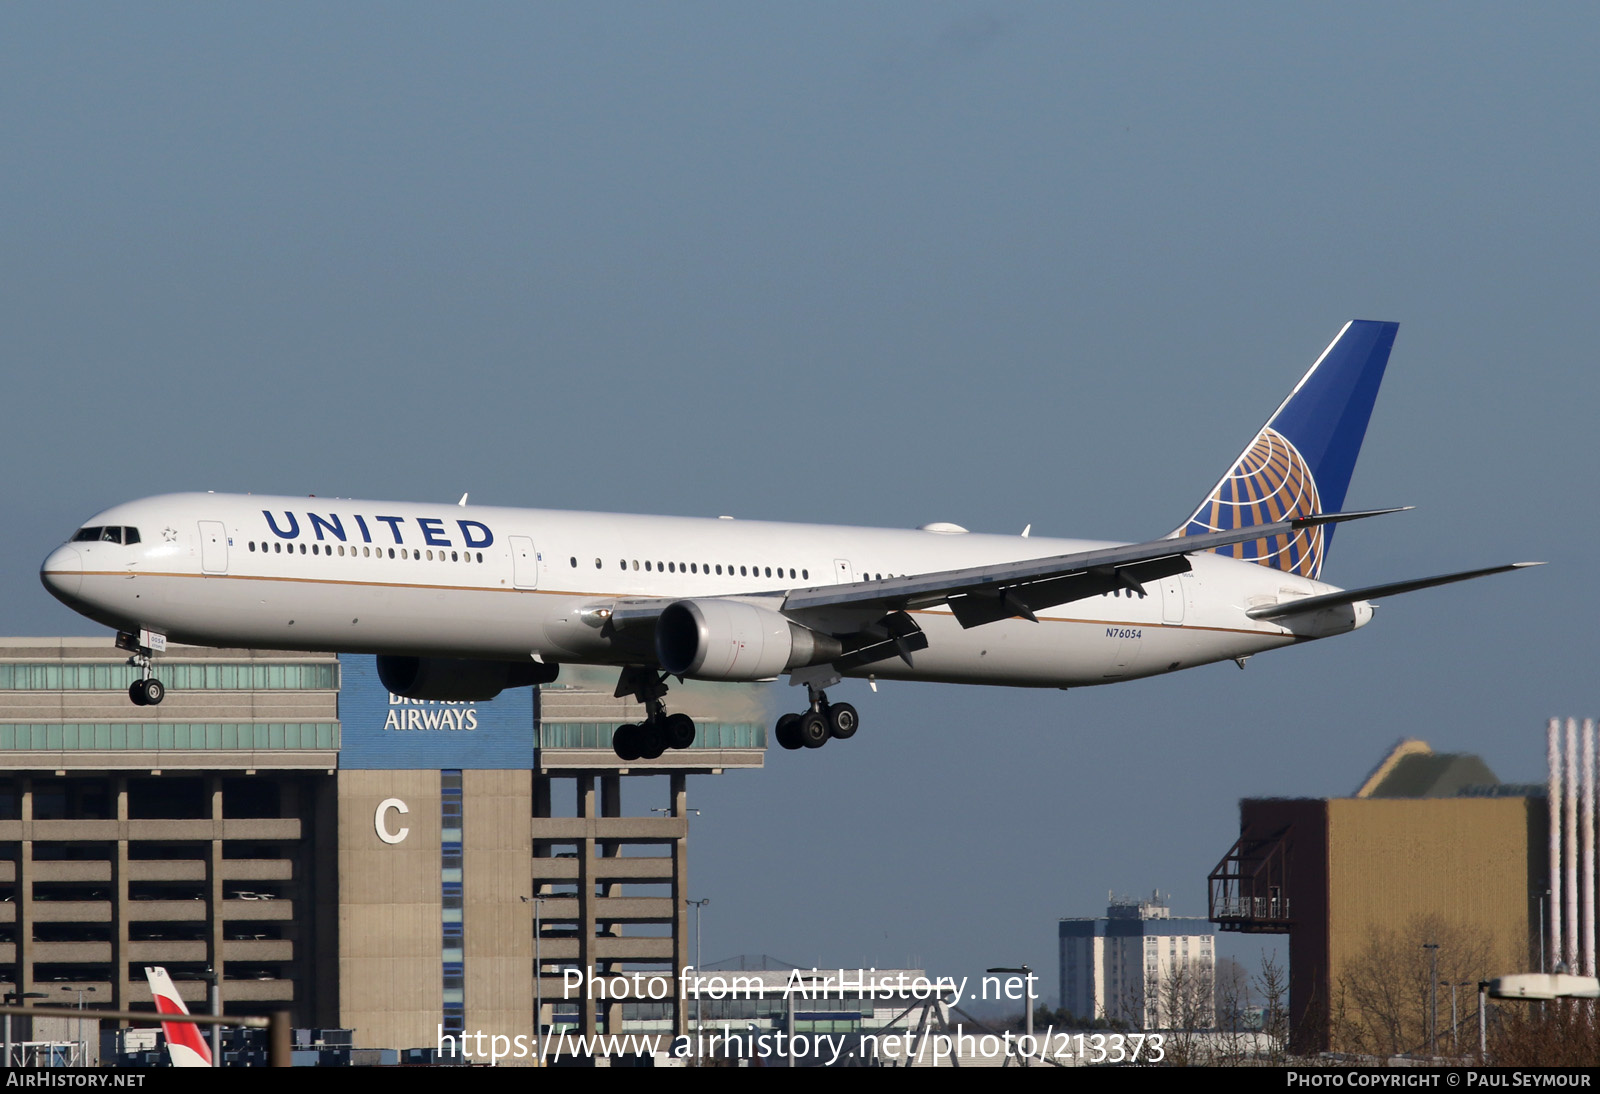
40 493 1372 689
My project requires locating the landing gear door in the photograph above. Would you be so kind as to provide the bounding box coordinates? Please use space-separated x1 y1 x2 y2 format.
510 536 539 589
199 521 228 574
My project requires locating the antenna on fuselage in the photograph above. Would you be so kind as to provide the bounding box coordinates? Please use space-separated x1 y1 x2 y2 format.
458 493 469 507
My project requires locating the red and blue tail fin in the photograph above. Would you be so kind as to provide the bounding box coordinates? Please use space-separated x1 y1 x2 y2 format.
1173 320 1399 579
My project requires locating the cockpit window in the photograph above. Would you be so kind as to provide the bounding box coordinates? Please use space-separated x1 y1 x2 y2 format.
71 526 140 545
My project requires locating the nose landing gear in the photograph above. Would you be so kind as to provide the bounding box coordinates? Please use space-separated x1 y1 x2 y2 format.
117 630 166 707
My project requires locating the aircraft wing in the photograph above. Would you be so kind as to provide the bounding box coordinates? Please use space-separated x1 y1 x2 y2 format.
608 508 1403 639
1244 562 1543 621
779 508 1406 630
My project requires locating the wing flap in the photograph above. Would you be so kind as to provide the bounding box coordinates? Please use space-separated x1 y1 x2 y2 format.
948 554 1192 628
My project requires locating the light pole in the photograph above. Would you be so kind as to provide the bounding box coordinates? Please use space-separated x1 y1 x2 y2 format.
197 968 221 1065
655 805 702 1045
1538 889 1551 973
3 992 46 1066
522 894 550 1065
687 898 710 1036
1478 980 1490 1061
1449 980 1475 1055
58 986 95 1066
987 965 1036 1067
1423 943 1440 1057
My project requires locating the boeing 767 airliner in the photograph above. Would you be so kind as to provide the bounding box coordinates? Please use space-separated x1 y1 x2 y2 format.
40 321 1536 759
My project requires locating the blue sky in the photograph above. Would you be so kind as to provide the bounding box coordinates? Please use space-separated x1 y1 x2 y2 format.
4 4 1595 996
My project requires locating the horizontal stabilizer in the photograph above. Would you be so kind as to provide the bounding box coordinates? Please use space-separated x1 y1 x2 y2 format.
1246 562 1543 621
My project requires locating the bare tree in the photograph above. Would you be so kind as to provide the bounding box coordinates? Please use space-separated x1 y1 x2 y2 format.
1331 914 1504 1057
1211 956 1255 1063
1253 950 1290 1065
1135 955 1217 1064
1489 1000 1600 1066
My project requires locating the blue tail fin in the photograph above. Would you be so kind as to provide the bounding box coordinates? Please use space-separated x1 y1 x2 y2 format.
1173 320 1399 579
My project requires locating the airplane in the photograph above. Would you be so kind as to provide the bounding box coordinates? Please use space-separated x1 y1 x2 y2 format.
143 966 213 1067
40 321 1537 761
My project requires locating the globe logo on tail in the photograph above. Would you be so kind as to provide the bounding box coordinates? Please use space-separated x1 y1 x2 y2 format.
1182 427 1324 578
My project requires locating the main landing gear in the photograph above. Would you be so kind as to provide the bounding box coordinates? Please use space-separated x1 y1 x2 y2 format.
117 631 166 707
773 684 857 751
611 666 698 762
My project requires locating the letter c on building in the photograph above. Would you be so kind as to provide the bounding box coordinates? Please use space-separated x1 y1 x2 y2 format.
375 798 410 844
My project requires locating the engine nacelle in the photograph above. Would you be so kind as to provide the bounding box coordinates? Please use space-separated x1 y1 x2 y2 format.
376 656 560 701
655 600 841 681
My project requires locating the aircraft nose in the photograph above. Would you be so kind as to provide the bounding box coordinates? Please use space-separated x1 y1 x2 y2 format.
40 544 83 603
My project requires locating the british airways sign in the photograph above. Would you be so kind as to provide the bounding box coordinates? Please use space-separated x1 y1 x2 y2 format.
337 655 533 770
260 510 494 548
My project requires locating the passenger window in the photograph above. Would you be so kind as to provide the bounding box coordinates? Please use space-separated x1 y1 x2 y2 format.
645 561 652 572
570 557 577 568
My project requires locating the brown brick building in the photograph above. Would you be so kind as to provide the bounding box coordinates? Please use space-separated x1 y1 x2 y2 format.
1210 740 1545 1053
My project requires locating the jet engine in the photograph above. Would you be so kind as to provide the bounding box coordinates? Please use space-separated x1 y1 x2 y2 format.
376 656 560 701
655 599 840 681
